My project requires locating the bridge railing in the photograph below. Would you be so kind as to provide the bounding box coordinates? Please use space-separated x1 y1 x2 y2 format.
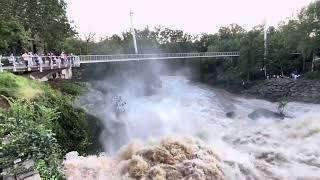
0 55 81 72
79 52 239 62
0 52 239 72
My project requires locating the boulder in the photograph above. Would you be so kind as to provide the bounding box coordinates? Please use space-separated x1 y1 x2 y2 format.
248 108 284 120
226 111 236 118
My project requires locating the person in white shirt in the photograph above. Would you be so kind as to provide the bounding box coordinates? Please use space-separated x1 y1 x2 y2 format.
22 52 28 67
27 52 33 67
9 54 16 65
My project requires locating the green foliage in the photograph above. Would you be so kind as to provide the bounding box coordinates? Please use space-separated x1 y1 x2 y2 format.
51 80 88 97
304 71 320 79
67 1 320 82
0 99 63 179
33 83 90 154
0 0 74 54
0 72 43 99
0 73 92 178
0 18 27 54
239 26 264 81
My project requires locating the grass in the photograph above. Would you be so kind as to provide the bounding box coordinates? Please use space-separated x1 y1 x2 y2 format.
0 72 43 100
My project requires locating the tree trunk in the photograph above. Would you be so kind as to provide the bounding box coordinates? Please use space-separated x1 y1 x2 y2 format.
311 53 315 72
302 55 306 72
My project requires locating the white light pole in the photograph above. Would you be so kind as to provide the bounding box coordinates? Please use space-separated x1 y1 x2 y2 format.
263 19 268 77
130 10 139 54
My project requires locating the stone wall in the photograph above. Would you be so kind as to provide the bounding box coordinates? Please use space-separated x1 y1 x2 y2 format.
245 79 320 103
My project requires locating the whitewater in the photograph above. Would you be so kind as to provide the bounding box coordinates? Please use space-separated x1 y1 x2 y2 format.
65 76 320 180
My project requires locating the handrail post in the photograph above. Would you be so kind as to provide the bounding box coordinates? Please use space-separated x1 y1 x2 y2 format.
58 57 61 68
13 58 17 72
39 62 43 72
0 55 3 72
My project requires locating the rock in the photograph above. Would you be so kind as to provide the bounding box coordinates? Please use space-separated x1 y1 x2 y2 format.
248 108 284 120
247 79 320 104
3 160 41 180
226 111 235 118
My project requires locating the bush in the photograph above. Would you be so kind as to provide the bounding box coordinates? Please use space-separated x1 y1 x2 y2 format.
50 80 87 96
0 99 63 179
304 71 320 80
0 73 93 178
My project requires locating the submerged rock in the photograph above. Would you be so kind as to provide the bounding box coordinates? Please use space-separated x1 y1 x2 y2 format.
225 111 236 118
248 108 284 120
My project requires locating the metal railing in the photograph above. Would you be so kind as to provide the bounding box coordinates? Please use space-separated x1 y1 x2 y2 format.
0 52 239 72
79 52 239 63
0 55 81 72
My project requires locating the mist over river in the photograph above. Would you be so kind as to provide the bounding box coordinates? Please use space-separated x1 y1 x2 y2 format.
66 75 320 179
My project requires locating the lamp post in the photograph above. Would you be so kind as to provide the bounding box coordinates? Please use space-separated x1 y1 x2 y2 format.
130 10 139 54
263 19 268 77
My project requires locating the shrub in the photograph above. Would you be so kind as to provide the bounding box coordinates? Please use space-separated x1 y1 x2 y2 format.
0 73 93 178
0 99 63 179
304 71 320 80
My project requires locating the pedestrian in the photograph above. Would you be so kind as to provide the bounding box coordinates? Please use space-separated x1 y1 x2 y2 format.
61 51 67 66
70 53 75 66
55 56 61 68
9 54 16 65
22 52 28 67
34 53 40 66
51 53 56 65
27 52 33 67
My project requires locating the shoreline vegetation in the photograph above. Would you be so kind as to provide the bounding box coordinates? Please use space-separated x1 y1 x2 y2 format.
0 72 102 179
1 0 320 85
1 0 320 179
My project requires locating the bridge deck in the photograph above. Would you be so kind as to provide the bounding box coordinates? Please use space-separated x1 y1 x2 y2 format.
79 52 239 63
0 52 239 72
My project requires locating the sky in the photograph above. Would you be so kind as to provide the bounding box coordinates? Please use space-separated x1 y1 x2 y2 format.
65 0 313 38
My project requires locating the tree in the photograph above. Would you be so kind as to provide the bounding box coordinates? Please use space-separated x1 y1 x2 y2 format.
0 0 75 53
0 19 27 54
239 26 264 81
267 29 291 75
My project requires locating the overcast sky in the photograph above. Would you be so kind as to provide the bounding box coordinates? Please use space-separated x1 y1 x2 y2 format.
65 0 313 38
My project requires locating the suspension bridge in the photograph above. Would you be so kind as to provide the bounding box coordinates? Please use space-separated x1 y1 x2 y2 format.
0 52 239 80
0 52 239 72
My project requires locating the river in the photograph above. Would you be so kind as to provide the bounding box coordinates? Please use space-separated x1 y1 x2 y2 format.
65 76 320 179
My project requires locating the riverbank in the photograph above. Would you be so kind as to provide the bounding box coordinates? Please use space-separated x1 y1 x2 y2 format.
0 73 102 179
208 78 320 104
243 78 320 104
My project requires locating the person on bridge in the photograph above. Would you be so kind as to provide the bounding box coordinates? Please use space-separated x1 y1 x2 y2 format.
61 51 67 66
70 53 75 65
8 54 16 65
34 54 42 66
27 52 33 67
55 56 61 68
49 53 55 66
22 52 28 67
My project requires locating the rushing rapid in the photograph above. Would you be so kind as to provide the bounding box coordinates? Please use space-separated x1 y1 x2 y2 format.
66 76 320 179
